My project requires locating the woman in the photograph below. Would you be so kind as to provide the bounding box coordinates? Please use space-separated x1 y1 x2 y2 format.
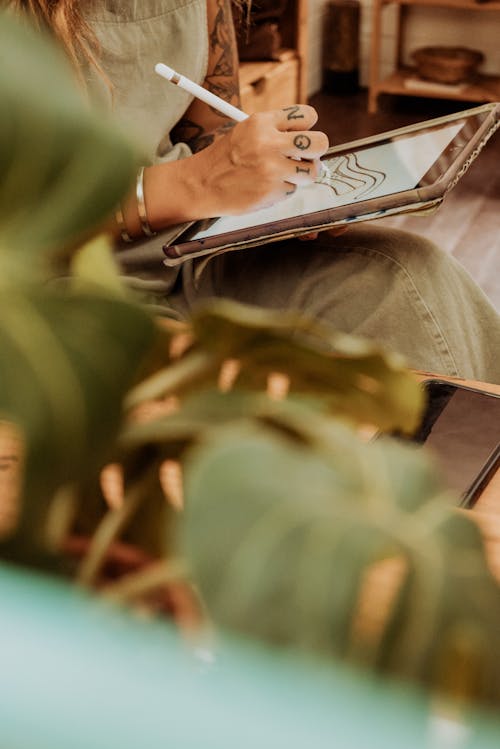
9 0 500 382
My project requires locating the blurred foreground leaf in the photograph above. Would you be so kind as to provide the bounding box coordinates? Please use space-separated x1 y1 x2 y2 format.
0 11 137 279
183 421 500 705
0 284 157 561
129 299 424 435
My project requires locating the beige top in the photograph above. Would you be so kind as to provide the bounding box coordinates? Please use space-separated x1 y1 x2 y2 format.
82 0 209 294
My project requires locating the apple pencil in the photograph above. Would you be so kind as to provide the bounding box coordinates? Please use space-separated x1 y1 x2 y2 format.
154 62 331 179
155 63 248 122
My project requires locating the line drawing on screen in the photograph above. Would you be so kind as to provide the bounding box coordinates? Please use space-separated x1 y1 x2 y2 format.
319 153 387 198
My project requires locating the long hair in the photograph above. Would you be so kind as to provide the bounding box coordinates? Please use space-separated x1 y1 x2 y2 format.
10 0 251 86
7 1 103 78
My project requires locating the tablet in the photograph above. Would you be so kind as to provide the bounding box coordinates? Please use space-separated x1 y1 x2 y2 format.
163 102 500 265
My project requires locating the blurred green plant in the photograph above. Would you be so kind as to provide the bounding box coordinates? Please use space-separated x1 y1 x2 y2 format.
1 7 500 716
0 11 160 566
183 416 500 705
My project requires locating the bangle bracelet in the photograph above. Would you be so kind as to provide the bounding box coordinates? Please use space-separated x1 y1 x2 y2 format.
115 204 133 243
136 166 157 237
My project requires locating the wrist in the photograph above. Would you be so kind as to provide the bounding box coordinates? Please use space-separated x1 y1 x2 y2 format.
144 158 209 227
114 167 159 242
114 156 215 243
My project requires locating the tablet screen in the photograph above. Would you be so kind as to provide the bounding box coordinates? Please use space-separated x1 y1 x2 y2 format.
166 105 496 256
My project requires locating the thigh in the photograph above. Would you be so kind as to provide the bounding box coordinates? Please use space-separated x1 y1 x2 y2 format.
183 225 500 382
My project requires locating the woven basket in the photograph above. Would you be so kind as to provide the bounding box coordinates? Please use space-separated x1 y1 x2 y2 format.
411 46 484 85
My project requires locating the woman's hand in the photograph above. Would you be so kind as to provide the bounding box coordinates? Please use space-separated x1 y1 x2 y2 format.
144 105 329 229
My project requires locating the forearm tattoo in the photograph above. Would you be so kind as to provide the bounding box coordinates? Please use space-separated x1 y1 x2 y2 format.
206 0 241 109
171 119 236 153
171 0 240 151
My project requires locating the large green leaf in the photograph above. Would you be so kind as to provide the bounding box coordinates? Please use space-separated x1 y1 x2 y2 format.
128 299 424 434
0 12 157 564
120 387 404 466
191 300 424 432
0 11 137 277
183 422 500 705
0 283 157 559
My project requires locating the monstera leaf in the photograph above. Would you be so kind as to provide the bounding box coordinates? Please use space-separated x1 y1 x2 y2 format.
191 301 424 432
118 298 427 572
127 299 424 435
0 11 137 277
0 280 158 560
183 419 500 706
0 13 158 563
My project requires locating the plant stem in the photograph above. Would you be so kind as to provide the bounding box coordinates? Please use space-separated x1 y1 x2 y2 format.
45 484 78 551
76 469 156 587
101 557 188 604
124 350 218 410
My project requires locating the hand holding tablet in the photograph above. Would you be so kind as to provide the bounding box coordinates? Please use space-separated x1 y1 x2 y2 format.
163 103 500 265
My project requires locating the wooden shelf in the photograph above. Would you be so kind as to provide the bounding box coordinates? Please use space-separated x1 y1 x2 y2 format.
239 50 297 90
236 0 308 114
368 0 500 112
240 53 301 113
374 68 500 103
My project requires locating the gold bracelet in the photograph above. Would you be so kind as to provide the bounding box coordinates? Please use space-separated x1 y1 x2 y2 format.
136 166 157 237
115 204 133 243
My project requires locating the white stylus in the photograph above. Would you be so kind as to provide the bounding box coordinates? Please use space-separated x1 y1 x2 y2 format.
155 63 248 122
154 62 331 180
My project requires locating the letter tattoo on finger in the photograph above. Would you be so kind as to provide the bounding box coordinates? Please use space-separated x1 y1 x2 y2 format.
283 105 304 121
296 165 310 174
294 134 311 151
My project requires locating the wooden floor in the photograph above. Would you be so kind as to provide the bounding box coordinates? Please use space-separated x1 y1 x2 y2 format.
309 90 500 311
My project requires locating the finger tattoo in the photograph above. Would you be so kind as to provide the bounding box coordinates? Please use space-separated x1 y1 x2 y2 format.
296 165 310 174
294 134 311 151
283 105 304 121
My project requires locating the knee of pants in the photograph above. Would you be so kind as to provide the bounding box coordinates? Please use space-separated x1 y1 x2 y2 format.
328 225 448 276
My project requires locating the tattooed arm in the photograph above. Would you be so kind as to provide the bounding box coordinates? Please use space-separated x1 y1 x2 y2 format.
117 0 329 239
170 0 241 153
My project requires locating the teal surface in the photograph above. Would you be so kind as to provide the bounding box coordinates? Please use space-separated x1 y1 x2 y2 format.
0 564 499 748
